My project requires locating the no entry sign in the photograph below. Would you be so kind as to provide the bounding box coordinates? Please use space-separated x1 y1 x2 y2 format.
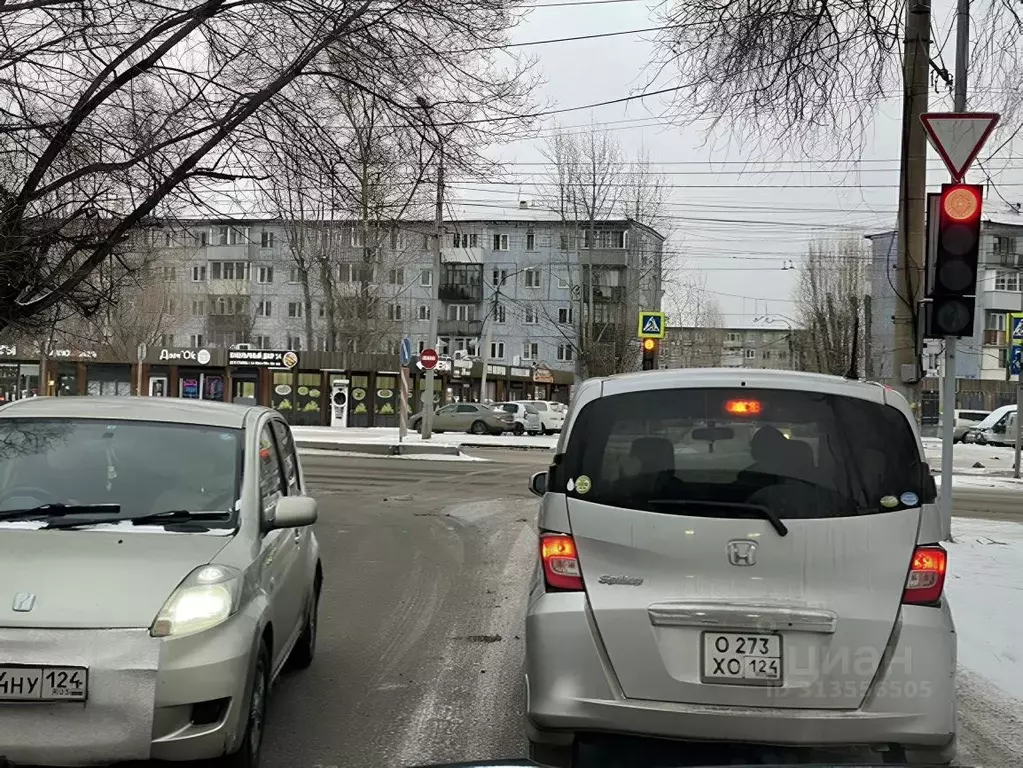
418 348 438 370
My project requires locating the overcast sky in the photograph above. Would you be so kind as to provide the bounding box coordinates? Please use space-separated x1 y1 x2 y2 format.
465 0 1023 329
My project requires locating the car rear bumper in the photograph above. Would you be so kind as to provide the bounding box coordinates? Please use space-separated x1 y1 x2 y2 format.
0 617 255 765
525 593 956 750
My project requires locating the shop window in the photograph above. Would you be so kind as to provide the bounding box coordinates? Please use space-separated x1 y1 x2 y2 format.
290 373 323 426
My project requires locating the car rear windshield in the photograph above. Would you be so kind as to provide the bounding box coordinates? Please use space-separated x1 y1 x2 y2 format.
0 419 243 524
554 388 930 519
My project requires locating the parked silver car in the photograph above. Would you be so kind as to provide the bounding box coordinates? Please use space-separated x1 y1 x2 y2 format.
0 397 322 767
525 369 955 766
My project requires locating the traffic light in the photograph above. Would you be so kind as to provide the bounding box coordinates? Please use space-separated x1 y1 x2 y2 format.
641 338 658 370
927 183 983 338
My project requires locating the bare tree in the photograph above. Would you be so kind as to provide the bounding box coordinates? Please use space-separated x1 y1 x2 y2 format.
664 292 727 368
649 1 1021 147
539 124 669 377
794 238 868 375
0 0 535 336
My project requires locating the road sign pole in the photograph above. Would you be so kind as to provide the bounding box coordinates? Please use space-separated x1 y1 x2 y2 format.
939 339 955 539
399 366 410 443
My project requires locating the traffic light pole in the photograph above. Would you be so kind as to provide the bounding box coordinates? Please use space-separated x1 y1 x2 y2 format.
937 0 971 539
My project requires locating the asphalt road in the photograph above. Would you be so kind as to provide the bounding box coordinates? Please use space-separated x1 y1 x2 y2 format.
257 449 1023 768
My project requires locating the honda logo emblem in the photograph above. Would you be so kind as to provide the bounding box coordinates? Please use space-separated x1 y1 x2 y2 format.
12 592 36 612
727 540 758 566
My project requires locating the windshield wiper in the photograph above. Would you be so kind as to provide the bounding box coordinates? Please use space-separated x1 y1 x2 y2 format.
647 499 790 537
0 503 121 522
127 509 232 526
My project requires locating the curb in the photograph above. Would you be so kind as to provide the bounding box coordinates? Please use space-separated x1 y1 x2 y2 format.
296 440 462 457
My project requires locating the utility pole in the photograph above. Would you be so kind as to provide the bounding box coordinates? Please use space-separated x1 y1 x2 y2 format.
891 0 932 412
418 97 443 440
937 0 971 536
479 282 501 404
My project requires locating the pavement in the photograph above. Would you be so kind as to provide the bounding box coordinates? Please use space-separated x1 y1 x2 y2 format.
247 449 1023 768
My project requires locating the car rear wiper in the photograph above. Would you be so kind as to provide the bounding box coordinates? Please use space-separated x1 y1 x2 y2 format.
0 503 121 522
647 499 789 537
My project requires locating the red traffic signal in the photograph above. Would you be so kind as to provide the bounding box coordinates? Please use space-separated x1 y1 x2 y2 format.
927 183 983 338
941 184 981 222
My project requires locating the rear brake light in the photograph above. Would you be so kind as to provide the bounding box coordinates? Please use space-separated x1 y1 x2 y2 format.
725 399 761 415
540 533 584 591
902 545 947 606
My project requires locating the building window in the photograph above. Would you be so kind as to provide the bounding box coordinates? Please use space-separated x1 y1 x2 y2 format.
524 268 541 288
260 231 274 248
388 268 404 285
763 350 772 360
257 300 272 317
190 334 205 347
727 332 740 342
162 298 176 315
745 349 756 359
447 304 475 321
256 266 273 284
195 230 208 247
995 270 1021 292
556 274 570 289
492 233 509 251
994 235 1017 256
288 267 302 284
191 265 206 282
162 266 176 282
557 344 574 361
558 307 573 324
490 341 505 359
216 226 228 245
253 335 271 348
229 227 248 245
523 305 537 324
452 233 479 248
317 303 326 318
494 303 506 323
209 261 248 280
388 304 402 321
417 340 427 353
522 341 538 360
191 300 205 316
492 268 507 287
418 305 431 321
288 302 303 318
526 231 536 251
420 269 432 287
286 335 303 350
159 334 174 346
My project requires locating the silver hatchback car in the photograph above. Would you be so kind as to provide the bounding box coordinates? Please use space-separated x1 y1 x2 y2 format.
0 397 322 767
525 369 956 766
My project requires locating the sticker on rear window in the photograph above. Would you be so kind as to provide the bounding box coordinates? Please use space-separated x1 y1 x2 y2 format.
575 475 592 494
900 491 919 507
880 495 899 508
566 478 575 492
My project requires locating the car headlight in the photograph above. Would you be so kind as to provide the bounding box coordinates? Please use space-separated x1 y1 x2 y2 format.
150 564 243 638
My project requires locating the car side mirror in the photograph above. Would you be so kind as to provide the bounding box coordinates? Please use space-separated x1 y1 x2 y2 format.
267 495 318 530
529 471 547 497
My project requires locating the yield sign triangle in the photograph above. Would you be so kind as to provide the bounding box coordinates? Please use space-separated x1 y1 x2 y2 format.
920 112 1000 179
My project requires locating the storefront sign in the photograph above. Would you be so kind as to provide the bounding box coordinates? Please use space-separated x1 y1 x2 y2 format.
486 364 506 376
229 349 299 369
533 368 554 383
157 348 212 364
0 345 17 357
511 367 532 378
45 347 99 360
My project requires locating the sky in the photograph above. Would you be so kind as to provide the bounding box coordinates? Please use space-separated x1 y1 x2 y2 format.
462 0 1023 330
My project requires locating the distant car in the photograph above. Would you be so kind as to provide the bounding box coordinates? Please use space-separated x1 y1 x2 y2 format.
0 396 322 767
525 369 954 767
514 400 566 435
942 409 990 442
408 402 513 434
494 402 542 435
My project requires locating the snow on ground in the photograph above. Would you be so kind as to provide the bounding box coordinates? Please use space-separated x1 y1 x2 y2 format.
291 426 557 450
946 517 1023 704
923 438 1020 473
298 447 491 462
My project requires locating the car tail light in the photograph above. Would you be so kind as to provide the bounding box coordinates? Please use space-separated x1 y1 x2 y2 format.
540 533 584 591
902 545 947 606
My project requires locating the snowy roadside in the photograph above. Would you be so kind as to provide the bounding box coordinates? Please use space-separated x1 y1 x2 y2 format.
292 426 557 451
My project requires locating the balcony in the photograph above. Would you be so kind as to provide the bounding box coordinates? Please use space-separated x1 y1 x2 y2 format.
439 283 483 302
438 319 483 337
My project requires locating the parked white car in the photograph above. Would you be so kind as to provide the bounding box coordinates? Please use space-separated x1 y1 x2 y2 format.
513 400 566 435
493 402 542 436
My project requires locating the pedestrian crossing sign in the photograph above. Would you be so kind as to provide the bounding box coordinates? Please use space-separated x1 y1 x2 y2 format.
1008 313 1023 345
638 311 666 339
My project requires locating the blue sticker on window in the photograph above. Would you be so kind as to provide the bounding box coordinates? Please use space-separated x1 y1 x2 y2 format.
900 491 919 507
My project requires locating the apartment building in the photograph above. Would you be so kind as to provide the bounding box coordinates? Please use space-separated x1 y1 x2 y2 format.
143 208 664 374
867 210 1023 383
662 326 795 369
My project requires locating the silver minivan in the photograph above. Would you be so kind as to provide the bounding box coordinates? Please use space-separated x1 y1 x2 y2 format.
525 368 955 766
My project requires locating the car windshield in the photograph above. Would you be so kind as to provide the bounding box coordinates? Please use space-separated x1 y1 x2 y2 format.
530 401 548 411
555 387 930 519
0 418 243 525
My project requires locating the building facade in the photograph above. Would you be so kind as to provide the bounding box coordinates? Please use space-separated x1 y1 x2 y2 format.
662 326 796 370
141 213 662 391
